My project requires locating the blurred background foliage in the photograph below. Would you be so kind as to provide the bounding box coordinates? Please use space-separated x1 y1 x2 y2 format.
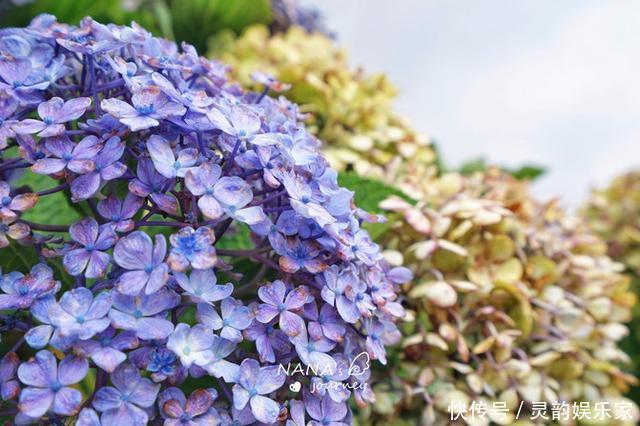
0 0 272 51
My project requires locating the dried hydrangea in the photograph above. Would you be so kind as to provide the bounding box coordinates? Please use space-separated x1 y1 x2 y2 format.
360 168 638 425
0 15 409 424
212 25 436 184
582 171 640 275
582 170 640 401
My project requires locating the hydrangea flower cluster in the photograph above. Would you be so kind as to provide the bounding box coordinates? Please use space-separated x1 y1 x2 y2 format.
0 15 409 425
581 170 640 401
360 169 639 425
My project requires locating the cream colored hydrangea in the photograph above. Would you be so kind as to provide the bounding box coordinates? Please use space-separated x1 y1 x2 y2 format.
211 25 436 183
362 168 638 425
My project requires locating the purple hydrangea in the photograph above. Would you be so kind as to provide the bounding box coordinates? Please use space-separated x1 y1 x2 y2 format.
17 350 88 419
0 15 410 425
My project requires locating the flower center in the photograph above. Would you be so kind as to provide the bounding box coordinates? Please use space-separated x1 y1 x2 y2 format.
133 309 143 319
51 381 62 392
183 346 191 355
62 153 73 161
43 117 54 125
137 104 155 115
1 196 11 206
248 388 257 397
144 264 153 273
17 283 29 296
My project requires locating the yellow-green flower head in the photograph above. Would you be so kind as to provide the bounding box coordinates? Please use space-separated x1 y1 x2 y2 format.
211 25 435 182
364 168 638 425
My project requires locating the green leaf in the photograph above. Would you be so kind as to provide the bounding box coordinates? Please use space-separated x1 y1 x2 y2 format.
337 172 414 214
507 164 547 181
215 223 252 250
169 0 272 52
0 241 39 274
459 157 488 176
16 174 83 225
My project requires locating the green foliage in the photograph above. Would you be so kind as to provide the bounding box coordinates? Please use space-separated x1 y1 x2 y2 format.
169 0 271 52
16 173 84 225
458 157 546 181
0 0 159 32
337 172 413 214
0 0 272 52
215 223 252 250
0 240 39 274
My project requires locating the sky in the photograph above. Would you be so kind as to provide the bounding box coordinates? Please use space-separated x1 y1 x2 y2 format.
303 0 640 208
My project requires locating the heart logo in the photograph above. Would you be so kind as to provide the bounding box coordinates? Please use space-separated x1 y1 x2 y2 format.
289 381 301 393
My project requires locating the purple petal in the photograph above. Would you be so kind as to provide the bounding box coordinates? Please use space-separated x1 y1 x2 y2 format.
67 159 95 174
151 193 179 215
197 303 222 329
230 106 260 136
190 249 217 270
285 286 310 310
85 251 111 279
232 206 266 225
238 359 259 390
280 311 305 337
336 296 360 324
18 387 54 418
255 365 285 394
91 347 127 373
12 119 46 135
52 387 82 416
206 108 233 135
128 377 160 408
214 176 252 208
147 135 176 178
197 195 223 220
60 287 93 316
145 264 168 294
32 158 66 175
136 317 174 340
93 386 122 412
255 304 279 324
250 394 280 424
77 408 101 426
114 231 153 269
69 219 99 247
18 350 56 387
100 163 127 181
25 325 53 349
71 172 101 201
121 116 158 131
72 135 104 159
232 385 250 410
255 335 276 363
258 281 286 306
58 97 91 122
37 97 64 121
101 98 137 119
58 355 88 385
